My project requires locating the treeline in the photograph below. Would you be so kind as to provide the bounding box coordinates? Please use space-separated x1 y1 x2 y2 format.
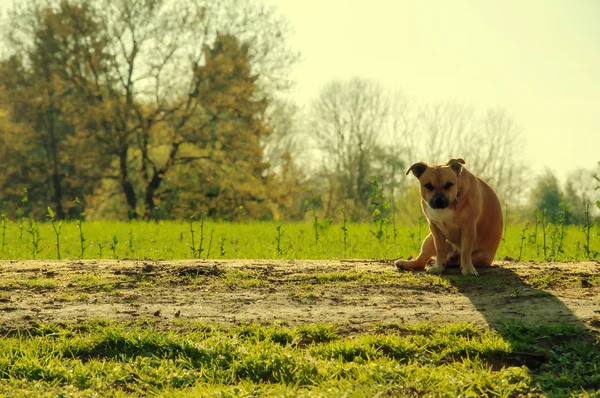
0 0 302 221
0 0 598 223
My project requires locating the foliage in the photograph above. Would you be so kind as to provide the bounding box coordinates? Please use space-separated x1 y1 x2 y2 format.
0 0 299 221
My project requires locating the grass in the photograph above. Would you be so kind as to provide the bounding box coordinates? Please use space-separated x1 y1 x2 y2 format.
0 216 597 396
0 220 597 262
0 320 597 396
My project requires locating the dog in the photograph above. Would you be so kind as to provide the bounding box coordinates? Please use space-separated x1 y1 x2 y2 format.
395 158 503 276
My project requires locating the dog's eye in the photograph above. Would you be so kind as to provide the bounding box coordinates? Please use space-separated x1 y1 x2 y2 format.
424 183 435 191
443 182 454 190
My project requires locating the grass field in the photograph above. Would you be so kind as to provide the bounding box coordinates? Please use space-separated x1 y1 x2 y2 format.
0 218 599 396
0 219 598 262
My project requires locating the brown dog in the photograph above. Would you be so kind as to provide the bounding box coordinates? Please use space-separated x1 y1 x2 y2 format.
395 158 503 276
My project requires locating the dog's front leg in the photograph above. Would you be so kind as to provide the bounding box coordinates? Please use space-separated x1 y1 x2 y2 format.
426 223 448 275
460 224 479 276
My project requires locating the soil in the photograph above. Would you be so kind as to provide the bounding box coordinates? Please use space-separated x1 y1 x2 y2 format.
1 259 599 332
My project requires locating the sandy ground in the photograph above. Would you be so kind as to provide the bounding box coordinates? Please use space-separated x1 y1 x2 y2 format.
0 259 599 332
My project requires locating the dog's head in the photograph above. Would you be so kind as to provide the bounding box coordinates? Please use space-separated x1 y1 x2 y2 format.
406 158 464 209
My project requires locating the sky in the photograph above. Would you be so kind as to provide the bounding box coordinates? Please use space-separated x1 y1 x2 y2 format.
1 0 599 182
265 0 600 181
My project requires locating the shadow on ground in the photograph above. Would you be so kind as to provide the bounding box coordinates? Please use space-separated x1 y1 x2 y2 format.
440 264 600 394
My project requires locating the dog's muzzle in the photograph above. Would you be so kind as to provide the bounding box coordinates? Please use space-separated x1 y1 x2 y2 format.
429 195 449 209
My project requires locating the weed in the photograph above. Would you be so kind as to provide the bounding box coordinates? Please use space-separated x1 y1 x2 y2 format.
582 203 598 260
219 235 226 256
340 202 349 256
206 229 215 259
369 179 388 243
27 218 42 259
409 216 426 252
110 235 119 259
556 202 569 255
17 188 28 241
528 214 538 254
275 225 284 255
502 203 508 246
97 240 105 258
535 208 548 259
198 212 207 258
188 211 208 258
517 222 529 261
128 229 134 255
189 212 197 258
0 211 6 252
47 206 62 260
74 198 87 259
391 189 398 241
307 196 320 245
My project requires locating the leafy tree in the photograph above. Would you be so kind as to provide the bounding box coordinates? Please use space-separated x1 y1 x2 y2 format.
156 34 275 220
1 0 299 220
0 52 78 219
530 169 564 224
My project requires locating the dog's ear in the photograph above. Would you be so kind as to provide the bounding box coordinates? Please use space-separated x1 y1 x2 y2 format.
446 158 465 176
406 162 428 178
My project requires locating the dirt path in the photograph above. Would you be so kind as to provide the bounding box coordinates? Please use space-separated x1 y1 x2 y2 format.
1 259 599 331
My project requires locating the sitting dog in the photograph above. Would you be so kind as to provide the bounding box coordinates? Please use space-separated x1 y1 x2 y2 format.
395 158 503 276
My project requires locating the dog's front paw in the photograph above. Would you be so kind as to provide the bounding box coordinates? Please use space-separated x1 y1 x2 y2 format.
461 265 479 277
426 261 445 275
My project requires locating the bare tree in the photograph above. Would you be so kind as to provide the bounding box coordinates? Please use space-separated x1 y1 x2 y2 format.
473 108 528 204
411 102 527 205
309 78 391 219
382 92 420 193
415 101 476 163
262 97 305 175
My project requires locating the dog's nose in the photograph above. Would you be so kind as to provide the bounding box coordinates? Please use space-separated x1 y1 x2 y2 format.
430 195 448 209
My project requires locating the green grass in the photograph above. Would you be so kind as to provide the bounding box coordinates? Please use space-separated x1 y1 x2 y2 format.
0 320 597 397
0 220 597 261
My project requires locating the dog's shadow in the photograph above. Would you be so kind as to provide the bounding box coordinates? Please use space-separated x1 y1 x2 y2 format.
430 263 600 393
441 264 585 327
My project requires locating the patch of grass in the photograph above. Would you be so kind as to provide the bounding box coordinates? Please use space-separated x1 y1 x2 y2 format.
55 291 90 302
220 270 267 289
0 220 597 262
70 274 120 292
0 320 597 396
314 271 363 284
532 290 553 298
288 289 320 304
18 278 57 291
527 270 566 289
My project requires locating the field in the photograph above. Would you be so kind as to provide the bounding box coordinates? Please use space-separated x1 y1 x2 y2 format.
0 219 598 262
0 221 599 396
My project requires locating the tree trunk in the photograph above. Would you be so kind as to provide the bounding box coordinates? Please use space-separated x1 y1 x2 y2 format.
142 142 181 220
119 146 138 220
47 111 65 219
143 173 161 220
51 164 65 219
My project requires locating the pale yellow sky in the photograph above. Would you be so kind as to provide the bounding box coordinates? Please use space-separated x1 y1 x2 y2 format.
268 0 600 180
1 0 599 181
